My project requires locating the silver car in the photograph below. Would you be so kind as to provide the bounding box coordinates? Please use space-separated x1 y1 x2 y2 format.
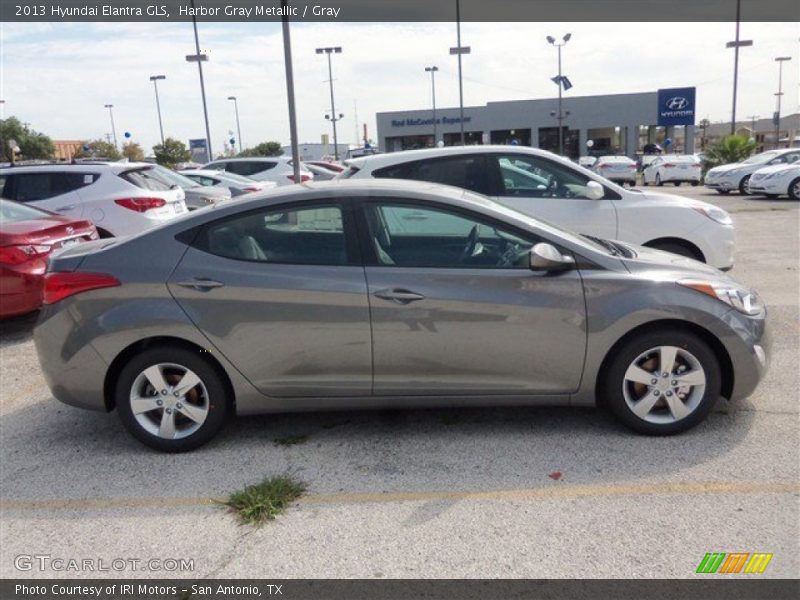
34 180 768 452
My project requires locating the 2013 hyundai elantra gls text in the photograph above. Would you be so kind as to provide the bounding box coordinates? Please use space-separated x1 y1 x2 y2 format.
34 180 769 452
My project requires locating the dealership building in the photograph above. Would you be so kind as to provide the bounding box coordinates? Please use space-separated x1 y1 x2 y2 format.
376 88 697 158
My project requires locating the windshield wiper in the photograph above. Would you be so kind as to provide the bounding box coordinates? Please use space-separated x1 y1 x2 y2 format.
582 234 619 256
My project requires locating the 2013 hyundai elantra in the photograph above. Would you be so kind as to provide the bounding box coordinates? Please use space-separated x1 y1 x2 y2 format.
34 180 768 452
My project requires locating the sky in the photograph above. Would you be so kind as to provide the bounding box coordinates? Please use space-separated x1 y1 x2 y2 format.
0 20 798 154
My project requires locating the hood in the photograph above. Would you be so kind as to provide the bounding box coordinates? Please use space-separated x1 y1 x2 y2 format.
707 163 745 175
752 163 799 176
634 190 710 209
620 243 725 277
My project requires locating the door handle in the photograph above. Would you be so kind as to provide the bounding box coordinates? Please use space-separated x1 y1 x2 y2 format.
55 205 76 212
176 278 225 291
374 288 426 305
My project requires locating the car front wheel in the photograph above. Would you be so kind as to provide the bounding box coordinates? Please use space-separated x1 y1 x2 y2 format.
739 175 751 195
116 346 229 452
602 330 721 435
788 177 800 200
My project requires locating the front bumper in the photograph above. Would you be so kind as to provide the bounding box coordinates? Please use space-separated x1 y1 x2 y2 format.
704 176 739 191
719 308 770 402
748 179 784 195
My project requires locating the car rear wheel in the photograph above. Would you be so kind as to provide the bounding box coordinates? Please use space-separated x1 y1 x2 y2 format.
788 177 800 200
656 173 663 186
602 330 721 435
673 181 681 187
739 175 751 195
116 347 229 452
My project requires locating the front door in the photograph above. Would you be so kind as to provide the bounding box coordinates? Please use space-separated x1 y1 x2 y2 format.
168 200 372 397
359 199 587 396
488 152 619 240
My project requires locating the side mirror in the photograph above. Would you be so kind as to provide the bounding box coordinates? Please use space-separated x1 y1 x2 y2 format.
585 181 605 200
530 243 575 272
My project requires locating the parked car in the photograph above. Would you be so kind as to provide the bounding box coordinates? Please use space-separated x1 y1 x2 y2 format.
747 159 800 199
1 199 97 318
592 155 638 185
34 179 767 451
704 148 800 195
179 169 276 197
147 166 231 210
304 163 338 181
0 162 188 237
203 157 313 186
642 155 703 187
577 156 597 168
342 146 736 270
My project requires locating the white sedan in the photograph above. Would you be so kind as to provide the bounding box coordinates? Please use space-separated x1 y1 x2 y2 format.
343 146 736 270
748 159 800 199
592 156 638 185
643 155 702 187
179 169 277 197
705 148 800 195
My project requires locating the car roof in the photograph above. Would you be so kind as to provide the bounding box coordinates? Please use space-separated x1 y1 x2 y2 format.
0 161 153 173
207 157 288 164
345 145 570 171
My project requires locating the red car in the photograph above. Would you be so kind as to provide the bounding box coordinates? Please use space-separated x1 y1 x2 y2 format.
0 199 98 319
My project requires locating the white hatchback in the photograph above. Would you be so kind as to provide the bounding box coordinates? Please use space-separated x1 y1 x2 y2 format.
342 146 736 270
642 154 702 187
203 157 313 187
0 162 188 237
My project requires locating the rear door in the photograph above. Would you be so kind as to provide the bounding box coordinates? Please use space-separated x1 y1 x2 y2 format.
168 199 372 398
487 152 618 239
3 171 87 219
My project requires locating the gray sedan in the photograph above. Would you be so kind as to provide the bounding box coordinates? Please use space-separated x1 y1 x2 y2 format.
34 180 768 451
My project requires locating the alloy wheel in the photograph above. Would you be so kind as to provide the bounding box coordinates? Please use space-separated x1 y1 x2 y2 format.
129 363 210 440
622 346 706 424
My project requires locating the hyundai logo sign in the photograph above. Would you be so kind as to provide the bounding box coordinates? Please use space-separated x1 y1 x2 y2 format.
658 87 696 126
666 96 689 110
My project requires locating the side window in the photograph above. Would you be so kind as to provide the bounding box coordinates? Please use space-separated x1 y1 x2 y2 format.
373 155 490 195
228 161 274 176
364 202 536 269
200 204 347 265
6 173 56 202
494 154 593 199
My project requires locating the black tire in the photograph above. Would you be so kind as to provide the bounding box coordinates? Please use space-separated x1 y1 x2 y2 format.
656 174 663 187
642 180 649 186
788 177 800 200
691 182 699 187
647 240 702 261
602 330 721 435
738 175 751 195
764 194 779 199
116 346 229 452
716 189 731 195
673 181 681 187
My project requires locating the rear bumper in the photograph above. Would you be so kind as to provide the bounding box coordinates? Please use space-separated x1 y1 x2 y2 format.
0 261 47 319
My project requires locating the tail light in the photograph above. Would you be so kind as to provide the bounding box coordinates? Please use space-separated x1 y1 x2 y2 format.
287 174 312 183
43 272 120 305
0 245 51 265
243 186 261 192
663 163 675 168
114 197 167 212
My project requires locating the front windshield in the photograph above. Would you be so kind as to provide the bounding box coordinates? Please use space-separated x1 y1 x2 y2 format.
742 151 782 165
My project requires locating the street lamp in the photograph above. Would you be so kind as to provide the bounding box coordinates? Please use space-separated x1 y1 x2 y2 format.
425 66 439 145
725 0 753 135
773 56 792 149
449 0 470 146
316 46 343 160
227 96 243 153
149 75 166 145
547 33 572 156
103 104 118 149
185 0 212 160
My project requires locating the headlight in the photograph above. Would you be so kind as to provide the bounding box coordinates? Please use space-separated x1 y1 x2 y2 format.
693 206 733 226
763 171 782 179
678 279 764 316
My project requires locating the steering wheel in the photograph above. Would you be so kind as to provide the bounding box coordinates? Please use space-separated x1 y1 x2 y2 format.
459 225 480 264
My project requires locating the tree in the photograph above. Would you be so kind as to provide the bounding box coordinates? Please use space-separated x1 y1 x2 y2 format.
121 142 145 162
238 141 283 157
153 137 191 169
704 134 756 169
0 116 55 161
73 139 121 160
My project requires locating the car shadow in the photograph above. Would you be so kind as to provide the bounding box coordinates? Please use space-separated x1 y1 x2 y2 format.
0 393 759 518
0 312 38 348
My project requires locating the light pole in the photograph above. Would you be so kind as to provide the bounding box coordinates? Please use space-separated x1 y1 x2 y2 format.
316 46 343 160
773 56 791 149
449 0 470 146
228 96 243 153
547 33 572 156
149 75 166 145
726 0 753 135
282 0 300 183
104 104 118 149
425 66 439 145
185 0 212 160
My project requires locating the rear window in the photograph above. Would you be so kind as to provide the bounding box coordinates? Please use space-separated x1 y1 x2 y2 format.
1 171 99 202
118 166 174 191
227 161 276 176
0 198 52 222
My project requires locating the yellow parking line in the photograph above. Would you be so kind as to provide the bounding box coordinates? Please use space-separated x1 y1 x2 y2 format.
1 481 797 513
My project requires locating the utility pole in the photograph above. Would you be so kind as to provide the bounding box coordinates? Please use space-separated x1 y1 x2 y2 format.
149 75 166 145
227 96 243 152
186 0 212 160
726 0 753 136
104 104 118 149
773 57 792 149
425 66 439 145
282 0 300 183
449 0 470 145
316 46 343 160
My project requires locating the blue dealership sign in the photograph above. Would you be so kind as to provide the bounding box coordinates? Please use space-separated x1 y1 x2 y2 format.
657 87 696 126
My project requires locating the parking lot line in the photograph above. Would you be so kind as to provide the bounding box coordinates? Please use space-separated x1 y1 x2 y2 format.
1 481 797 513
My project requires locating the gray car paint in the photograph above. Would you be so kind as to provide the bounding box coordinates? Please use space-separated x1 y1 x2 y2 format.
34 179 768 417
